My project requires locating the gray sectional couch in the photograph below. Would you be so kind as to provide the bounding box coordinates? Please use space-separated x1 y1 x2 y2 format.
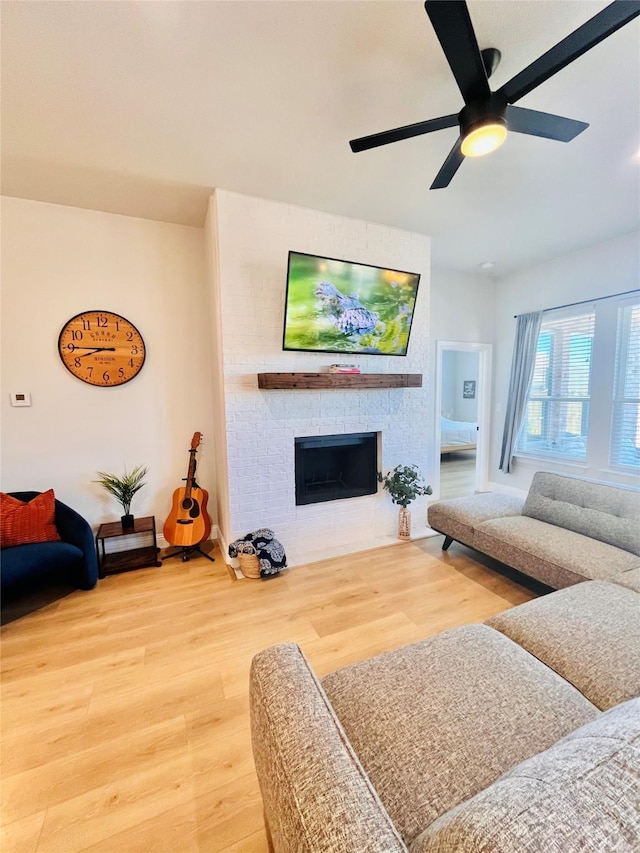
250 572 640 852
427 471 640 588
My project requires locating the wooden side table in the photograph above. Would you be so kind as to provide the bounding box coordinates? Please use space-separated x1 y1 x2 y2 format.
96 515 161 578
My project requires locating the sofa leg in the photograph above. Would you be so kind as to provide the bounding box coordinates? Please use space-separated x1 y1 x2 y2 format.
442 535 454 551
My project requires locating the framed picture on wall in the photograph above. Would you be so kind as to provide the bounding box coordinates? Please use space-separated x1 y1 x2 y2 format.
463 380 476 399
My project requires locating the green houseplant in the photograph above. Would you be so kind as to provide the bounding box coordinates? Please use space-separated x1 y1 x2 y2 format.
378 464 432 539
95 465 148 528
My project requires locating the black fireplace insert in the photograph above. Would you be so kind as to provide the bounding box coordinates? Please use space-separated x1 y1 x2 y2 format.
294 432 377 506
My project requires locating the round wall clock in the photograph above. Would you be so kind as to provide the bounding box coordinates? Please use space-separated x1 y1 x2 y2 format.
58 310 146 387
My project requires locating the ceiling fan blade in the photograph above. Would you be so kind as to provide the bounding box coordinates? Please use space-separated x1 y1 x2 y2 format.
424 0 491 103
506 105 588 142
430 137 465 190
499 0 640 104
349 114 458 153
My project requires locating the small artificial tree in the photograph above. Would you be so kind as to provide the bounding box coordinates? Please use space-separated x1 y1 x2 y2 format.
378 464 432 508
95 465 148 524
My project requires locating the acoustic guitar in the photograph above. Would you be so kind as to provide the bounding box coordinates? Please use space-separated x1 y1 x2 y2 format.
163 432 211 547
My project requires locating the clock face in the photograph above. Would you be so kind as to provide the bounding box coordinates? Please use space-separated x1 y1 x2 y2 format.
58 311 146 387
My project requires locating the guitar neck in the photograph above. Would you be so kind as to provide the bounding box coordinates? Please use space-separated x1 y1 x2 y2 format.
184 450 198 499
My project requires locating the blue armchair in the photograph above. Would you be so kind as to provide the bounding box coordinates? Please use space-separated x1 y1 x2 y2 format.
1 492 98 591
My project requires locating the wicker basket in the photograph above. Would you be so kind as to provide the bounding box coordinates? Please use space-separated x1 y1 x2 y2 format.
237 545 261 579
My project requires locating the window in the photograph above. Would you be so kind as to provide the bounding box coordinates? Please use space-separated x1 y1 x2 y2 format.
516 293 640 472
517 310 595 462
610 301 640 470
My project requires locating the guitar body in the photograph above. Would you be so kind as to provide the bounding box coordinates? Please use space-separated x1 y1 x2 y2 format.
163 432 212 548
163 486 211 547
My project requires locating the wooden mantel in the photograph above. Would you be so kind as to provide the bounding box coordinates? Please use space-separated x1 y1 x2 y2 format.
257 372 422 390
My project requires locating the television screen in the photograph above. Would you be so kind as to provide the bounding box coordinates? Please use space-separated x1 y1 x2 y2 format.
283 251 421 356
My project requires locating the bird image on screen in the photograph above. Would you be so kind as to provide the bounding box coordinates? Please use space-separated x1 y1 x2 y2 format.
282 251 420 356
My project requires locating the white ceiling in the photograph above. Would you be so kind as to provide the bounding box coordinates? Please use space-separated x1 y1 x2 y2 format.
1 1 639 276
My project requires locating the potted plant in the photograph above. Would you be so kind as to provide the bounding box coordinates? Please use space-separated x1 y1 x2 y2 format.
95 465 148 528
378 464 432 539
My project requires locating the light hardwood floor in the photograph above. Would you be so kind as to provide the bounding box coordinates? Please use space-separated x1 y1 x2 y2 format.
1 538 537 852
439 450 476 499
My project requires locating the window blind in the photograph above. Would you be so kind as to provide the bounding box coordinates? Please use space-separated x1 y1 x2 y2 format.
610 301 640 470
516 309 595 461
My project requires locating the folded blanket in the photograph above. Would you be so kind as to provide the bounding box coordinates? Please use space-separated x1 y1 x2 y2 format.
228 528 287 577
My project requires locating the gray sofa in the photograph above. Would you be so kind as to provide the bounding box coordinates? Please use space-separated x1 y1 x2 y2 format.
250 572 640 852
427 471 640 588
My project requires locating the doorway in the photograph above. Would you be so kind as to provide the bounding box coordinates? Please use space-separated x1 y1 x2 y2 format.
433 341 492 500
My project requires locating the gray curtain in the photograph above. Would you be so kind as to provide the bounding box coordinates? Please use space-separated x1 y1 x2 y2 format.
499 311 543 473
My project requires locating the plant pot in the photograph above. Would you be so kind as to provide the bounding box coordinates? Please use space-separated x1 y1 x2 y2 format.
121 514 135 529
398 507 411 540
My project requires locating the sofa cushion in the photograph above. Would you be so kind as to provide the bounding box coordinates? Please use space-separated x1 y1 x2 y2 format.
250 643 408 853
427 493 524 547
0 541 84 589
473 516 640 588
486 581 640 710
0 489 61 548
610 567 640 593
523 471 640 556
411 697 640 853
321 624 598 847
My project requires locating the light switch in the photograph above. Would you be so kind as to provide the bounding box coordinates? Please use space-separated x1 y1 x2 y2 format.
10 392 31 407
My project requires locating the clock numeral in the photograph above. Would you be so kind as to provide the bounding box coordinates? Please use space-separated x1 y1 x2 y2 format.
82 319 91 330
131 345 139 355
74 357 81 368
115 321 120 331
97 315 108 328
126 331 133 341
118 368 125 379
87 367 93 376
71 330 83 341
128 359 134 367
66 343 75 352
102 371 110 383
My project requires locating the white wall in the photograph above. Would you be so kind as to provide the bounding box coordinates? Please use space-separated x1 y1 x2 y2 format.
491 232 640 493
0 197 215 535
430 267 494 424
430 267 496 346
441 350 479 422
207 189 431 565
430 267 495 464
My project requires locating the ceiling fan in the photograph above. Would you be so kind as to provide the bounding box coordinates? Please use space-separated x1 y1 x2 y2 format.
349 0 640 189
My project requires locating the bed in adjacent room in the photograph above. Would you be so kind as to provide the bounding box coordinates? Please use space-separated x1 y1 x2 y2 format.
440 416 478 454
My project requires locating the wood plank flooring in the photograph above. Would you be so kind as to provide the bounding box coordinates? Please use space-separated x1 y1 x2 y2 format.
439 451 476 499
1 538 537 852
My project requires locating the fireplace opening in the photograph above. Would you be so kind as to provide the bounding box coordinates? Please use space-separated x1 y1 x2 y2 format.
294 432 377 506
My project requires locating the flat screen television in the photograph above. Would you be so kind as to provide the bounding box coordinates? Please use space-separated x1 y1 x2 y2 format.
282 250 421 356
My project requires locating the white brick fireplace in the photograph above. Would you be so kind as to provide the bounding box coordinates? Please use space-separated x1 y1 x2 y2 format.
205 190 432 566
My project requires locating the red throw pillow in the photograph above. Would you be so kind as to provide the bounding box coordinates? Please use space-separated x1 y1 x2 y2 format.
0 490 62 548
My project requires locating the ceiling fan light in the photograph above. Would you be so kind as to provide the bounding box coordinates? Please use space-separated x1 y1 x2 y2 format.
461 121 508 157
